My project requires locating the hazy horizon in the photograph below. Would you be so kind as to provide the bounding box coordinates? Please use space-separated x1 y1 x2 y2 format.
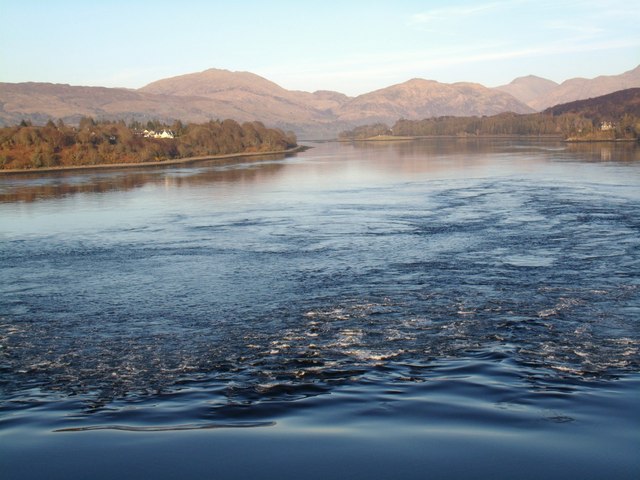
1 0 639 96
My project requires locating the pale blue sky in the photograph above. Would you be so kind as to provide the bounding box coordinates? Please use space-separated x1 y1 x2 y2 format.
1 0 638 95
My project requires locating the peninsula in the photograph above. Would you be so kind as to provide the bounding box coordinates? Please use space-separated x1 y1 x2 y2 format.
0 118 297 171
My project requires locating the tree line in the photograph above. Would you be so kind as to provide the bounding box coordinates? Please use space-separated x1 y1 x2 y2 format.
0 118 297 170
339 112 640 141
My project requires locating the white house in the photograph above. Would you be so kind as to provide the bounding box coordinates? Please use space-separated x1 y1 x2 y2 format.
143 129 175 139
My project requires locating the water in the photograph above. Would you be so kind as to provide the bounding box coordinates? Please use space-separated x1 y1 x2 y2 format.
1 139 639 479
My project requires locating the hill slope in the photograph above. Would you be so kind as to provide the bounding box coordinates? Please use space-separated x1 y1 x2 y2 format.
139 68 350 132
0 82 253 126
495 75 559 106
543 87 640 118
337 79 533 124
140 68 287 97
498 65 640 111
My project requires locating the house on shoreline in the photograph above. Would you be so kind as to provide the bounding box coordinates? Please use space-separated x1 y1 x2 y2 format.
142 129 174 139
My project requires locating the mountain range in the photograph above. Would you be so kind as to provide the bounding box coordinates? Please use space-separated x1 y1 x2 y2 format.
1 65 638 138
496 65 640 110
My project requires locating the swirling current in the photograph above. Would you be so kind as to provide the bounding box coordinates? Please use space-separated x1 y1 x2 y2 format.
0 140 639 457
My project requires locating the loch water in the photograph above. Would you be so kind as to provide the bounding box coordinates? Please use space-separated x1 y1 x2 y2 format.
1 139 639 479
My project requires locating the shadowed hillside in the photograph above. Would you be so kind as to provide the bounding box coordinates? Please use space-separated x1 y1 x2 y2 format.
544 88 640 118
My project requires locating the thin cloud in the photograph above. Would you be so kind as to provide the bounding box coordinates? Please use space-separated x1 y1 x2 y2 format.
287 35 636 78
102 67 170 88
409 1 509 24
544 19 605 36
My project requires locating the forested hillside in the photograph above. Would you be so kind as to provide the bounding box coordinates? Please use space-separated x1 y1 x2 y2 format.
544 88 640 118
0 118 297 170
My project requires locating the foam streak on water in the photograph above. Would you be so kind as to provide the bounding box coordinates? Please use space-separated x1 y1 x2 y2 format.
0 140 639 479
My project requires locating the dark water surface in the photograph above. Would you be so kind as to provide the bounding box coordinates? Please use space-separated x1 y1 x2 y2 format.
1 139 639 479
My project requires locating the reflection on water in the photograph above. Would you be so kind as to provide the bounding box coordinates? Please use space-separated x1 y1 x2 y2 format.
0 153 290 203
349 137 640 158
1 139 638 203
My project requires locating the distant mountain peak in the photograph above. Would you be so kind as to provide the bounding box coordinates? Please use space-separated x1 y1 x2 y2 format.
335 77 532 124
495 75 559 107
400 78 440 87
140 68 287 97
499 64 640 110
513 74 558 83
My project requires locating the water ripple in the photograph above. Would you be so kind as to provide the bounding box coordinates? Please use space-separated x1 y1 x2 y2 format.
1 158 639 433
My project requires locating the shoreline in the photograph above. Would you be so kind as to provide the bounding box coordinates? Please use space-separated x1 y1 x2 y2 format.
340 134 566 142
564 137 638 143
340 134 638 143
0 145 307 175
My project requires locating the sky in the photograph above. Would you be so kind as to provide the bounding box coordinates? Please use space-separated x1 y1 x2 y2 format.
1 0 638 96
